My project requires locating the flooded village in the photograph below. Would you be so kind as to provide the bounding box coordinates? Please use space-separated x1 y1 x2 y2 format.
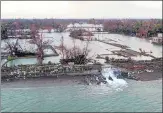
2 1 163 112
1 19 162 84
1 1 163 113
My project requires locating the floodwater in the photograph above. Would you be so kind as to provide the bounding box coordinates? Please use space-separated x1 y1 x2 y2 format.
1 31 162 112
1 32 162 66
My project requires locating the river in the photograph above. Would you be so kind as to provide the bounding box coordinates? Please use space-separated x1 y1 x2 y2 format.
1 79 162 112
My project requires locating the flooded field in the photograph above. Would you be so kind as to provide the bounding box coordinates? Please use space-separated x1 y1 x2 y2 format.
1 32 162 66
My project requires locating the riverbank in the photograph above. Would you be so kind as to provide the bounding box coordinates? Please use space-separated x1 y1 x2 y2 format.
1 71 162 89
1 75 87 88
104 57 162 81
132 71 162 81
1 57 162 83
1 73 107 87
1 64 162 85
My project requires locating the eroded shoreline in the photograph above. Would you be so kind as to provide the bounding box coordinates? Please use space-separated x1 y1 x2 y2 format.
1 75 101 88
1 70 162 89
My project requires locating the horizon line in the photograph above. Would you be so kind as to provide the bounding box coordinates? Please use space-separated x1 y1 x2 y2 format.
1 18 162 20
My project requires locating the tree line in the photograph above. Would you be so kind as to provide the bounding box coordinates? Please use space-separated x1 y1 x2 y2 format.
103 19 162 38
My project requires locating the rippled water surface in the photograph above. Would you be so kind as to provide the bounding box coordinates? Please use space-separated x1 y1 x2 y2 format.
1 79 162 112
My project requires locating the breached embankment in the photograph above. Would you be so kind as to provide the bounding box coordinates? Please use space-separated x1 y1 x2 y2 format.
1 56 162 87
2 66 128 91
105 57 162 81
1 63 129 87
101 66 128 90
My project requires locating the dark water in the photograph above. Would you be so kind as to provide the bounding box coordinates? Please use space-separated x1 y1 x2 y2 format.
1 79 162 112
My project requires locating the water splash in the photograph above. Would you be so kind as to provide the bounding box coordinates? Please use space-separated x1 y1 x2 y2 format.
101 67 128 90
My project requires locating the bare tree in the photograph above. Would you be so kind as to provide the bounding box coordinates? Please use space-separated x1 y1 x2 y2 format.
61 36 64 59
29 24 51 64
4 38 24 56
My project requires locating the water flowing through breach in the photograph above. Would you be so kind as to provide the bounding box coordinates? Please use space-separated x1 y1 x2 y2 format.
101 66 128 90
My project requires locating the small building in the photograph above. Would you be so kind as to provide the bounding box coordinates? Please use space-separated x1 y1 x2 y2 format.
66 23 103 32
157 33 162 38
152 33 162 45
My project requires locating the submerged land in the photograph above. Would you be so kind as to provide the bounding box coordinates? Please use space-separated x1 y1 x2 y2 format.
1 18 162 85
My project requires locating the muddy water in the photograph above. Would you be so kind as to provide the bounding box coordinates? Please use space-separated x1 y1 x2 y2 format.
1 32 162 66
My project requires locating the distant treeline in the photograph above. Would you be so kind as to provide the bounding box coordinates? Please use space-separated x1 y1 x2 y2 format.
1 19 72 29
103 19 162 38
1 18 162 39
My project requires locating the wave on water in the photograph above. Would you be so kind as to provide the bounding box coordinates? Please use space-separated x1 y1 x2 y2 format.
101 66 128 91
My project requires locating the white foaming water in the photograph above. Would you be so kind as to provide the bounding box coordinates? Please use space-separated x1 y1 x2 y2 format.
101 67 128 90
